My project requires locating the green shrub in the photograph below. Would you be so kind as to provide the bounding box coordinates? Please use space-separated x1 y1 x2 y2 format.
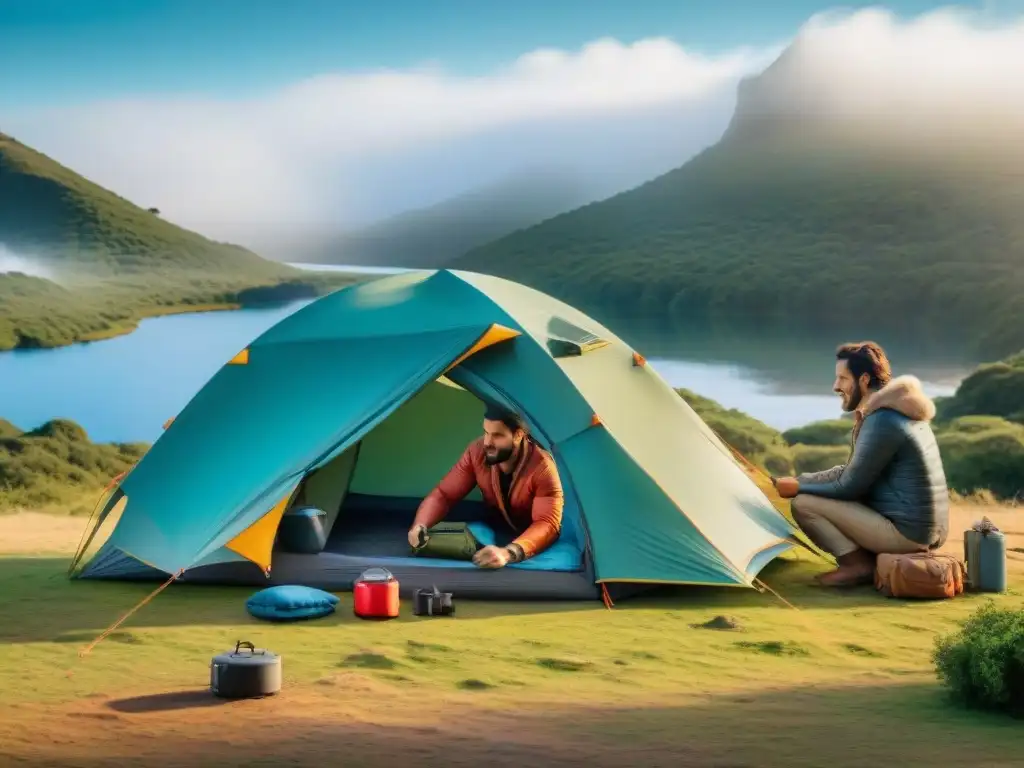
942 415 1016 434
783 419 852 447
936 354 1024 424
938 418 1024 500
791 443 848 474
0 419 148 512
933 603 1024 717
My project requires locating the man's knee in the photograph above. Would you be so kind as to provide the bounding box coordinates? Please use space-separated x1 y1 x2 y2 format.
790 494 817 522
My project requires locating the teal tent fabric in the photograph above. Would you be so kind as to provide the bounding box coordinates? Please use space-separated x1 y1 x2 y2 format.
77 269 800 596
557 426 742 585
107 325 495 575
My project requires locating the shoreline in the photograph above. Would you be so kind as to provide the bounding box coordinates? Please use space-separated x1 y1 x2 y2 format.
74 302 243 345
2 301 253 353
0 269 363 354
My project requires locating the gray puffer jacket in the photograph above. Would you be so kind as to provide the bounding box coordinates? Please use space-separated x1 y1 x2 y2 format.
797 375 949 548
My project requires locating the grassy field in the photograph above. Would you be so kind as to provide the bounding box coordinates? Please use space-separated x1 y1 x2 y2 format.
0 503 1022 766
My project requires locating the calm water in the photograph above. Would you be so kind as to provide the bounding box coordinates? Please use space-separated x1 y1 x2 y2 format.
0 264 970 443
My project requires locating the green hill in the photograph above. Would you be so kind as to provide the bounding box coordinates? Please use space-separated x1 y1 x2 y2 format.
0 418 147 514
301 169 594 269
935 352 1024 425
453 54 1024 360
0 132 289 277
0 133 356 349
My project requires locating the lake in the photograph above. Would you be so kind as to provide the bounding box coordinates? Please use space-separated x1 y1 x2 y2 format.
0 264 973 443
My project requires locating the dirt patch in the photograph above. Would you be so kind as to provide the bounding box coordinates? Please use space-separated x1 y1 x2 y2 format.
0 511 89 555
0 678 1019 767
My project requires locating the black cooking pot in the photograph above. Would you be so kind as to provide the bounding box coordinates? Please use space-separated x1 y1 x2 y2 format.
210 641 282 699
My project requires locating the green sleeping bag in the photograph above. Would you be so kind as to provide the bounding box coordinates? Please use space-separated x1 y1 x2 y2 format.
411 522 482 561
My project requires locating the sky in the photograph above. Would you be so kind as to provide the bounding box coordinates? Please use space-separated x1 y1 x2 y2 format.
2 0 1024 252
0 0 964 105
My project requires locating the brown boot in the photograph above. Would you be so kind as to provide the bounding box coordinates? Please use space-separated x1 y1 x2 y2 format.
815 549 876 588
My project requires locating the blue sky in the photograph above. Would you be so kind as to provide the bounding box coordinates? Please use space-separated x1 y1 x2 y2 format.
0 0 979 106
2 1 1022 246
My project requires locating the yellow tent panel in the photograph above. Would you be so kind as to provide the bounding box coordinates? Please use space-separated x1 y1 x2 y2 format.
444 323 520 372
224 486 297 572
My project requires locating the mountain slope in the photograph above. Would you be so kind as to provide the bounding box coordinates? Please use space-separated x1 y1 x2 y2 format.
0 132 292 278
453 49 1024 359
0 133 355 350
302 169 597 269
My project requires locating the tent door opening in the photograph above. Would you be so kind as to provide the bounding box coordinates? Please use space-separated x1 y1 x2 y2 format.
272 375 590 576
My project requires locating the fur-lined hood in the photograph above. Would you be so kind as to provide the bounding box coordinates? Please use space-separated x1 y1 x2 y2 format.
860 374 937 422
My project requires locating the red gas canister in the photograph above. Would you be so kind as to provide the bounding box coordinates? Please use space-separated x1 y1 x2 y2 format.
353 567 400 619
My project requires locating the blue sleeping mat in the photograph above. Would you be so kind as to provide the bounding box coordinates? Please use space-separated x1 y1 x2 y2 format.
322 516 584 572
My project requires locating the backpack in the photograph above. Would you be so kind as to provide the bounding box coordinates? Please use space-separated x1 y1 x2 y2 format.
874 552 966 599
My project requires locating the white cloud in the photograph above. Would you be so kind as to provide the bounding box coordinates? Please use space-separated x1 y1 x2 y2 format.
743 6 1024 124
4 37 774 247
5 6 1024 251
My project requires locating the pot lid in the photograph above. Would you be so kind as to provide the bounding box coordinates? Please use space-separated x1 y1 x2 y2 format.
357 567 394 583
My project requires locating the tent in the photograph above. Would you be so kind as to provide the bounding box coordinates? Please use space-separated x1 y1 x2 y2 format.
71 269 801 602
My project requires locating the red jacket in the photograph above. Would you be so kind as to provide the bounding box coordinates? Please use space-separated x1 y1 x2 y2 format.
412 437 563 558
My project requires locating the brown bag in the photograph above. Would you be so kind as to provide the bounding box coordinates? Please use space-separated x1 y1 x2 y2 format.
874 552 966 599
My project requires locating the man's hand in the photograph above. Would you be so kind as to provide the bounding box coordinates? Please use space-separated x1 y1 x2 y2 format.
772 476 800 499
408 524 428 549
472 545 510 569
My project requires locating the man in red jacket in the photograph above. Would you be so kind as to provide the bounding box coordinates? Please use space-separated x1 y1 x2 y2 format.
407 405 564 568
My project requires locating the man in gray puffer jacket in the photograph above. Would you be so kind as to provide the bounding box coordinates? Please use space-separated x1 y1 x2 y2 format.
772 341 949 587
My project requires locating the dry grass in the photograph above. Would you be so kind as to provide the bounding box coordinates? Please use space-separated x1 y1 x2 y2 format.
0 503 1022 767
0 511 89 554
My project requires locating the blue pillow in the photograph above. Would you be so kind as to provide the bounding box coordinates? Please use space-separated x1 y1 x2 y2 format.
245 584 340 622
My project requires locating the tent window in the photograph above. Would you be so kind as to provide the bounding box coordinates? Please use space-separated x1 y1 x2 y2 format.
546 316 609 358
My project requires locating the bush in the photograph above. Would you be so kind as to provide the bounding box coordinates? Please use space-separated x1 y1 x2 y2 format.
782 419 852 447
943 415 1017 434
0 419 148 512
936 354 1024 424
933 603 1024 717
938 418 1024 500
791 443 848 474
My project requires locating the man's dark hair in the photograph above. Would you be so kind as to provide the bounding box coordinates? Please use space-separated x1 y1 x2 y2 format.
836 341 892 389
483 403 527 434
